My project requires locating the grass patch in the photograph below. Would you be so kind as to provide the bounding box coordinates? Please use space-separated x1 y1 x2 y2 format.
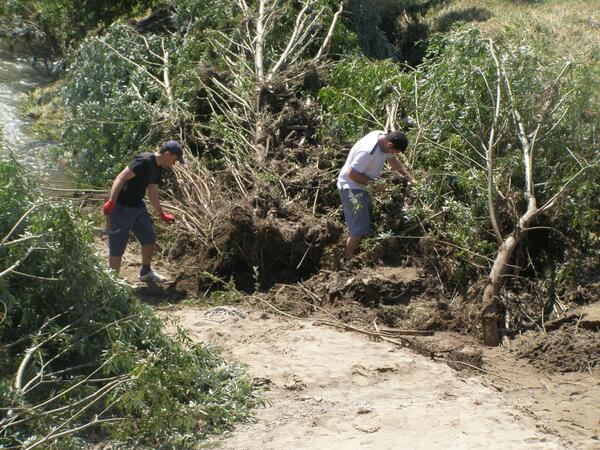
19 80 66 141
427 0 600 60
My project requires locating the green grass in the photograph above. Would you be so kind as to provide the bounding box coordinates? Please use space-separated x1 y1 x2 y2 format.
19 80 65 141
427 0 600 60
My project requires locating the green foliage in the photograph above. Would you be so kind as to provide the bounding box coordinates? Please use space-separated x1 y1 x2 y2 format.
170 0 239 34
409 26 600 279
0 160 258 447
344 0 442 63
197 272 246 305
107 331 257 446
345 0 396 59
55 0 368 185
318 56 412 140
0 0 156 58
62 23 175 184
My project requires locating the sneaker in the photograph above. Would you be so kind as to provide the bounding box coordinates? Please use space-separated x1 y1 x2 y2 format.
139 270 168 283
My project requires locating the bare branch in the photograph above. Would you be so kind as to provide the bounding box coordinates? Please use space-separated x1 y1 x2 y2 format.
537 165 597 215
10 271 62 281
14 322 72 394
0 202 44 247
385 102 399 132
339 92 384 128
161 38 173 107
99 40 165 90
25 378 131 450
0 248 34 279
503 68 538 210
486 39 503 244
254 0 266 82
314 2 344 61
268 0 313 80
1 234 45 247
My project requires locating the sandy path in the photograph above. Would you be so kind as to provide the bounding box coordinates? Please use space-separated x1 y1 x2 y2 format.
166 307 566 450
482 346 600 448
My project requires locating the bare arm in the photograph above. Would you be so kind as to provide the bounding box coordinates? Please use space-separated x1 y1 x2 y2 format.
387 157 415 183
108 167 136 202
146 184 164 216
347 168 373 186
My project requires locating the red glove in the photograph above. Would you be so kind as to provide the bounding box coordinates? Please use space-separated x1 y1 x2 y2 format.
103 200 116 215
160 212 175 224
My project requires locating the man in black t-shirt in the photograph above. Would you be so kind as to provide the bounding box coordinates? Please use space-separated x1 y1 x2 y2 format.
102 140 184 282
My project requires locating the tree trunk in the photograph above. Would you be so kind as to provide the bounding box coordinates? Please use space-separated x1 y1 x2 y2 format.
481 233 519 346
481 284 501 346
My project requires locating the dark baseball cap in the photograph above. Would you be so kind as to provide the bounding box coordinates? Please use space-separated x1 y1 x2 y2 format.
160 140 185 164
386 131 408 151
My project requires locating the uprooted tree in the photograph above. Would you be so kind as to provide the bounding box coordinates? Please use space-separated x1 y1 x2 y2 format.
191 0 344 188
479 53 597 345
413 28 600 345
60 2 355 287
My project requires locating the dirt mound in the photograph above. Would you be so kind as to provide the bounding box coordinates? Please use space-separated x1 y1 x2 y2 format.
260 265 455 333
515 326 600 373
308 266 422 307
193 194 342 292
513 301 600 373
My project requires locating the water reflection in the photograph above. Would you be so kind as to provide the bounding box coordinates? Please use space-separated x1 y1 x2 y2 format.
0 39 70 183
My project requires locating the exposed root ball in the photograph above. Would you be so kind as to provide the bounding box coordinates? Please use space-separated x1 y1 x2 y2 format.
199 199 341 291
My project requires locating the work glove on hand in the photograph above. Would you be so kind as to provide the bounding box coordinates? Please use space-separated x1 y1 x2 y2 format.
103 200 116 215
160 212 175 224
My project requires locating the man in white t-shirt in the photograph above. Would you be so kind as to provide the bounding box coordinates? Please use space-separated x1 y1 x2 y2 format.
337 130 414 259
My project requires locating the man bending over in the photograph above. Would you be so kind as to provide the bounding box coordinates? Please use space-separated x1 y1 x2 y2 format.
337 130 414 260
103 140 184 282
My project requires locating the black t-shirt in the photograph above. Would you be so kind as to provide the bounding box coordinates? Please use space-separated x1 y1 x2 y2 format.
117 153 163 206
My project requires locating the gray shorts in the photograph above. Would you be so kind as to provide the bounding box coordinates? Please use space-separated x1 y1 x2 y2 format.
339 189 372 236
108 203 156 257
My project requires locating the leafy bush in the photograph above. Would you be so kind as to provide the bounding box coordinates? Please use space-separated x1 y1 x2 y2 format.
410 26 600 282
0 159 258 448
62 23 177 184
318 56 412 140
0 0 156 59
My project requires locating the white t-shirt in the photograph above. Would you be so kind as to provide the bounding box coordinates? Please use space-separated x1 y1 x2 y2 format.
336 130 395 190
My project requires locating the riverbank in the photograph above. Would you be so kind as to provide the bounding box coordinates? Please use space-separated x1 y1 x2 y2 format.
0 39 69 183
4 0 600 447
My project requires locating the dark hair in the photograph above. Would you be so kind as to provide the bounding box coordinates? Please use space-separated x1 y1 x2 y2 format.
385 131 408 151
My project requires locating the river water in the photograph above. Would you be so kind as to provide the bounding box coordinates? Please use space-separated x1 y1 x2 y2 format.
0 40 69 182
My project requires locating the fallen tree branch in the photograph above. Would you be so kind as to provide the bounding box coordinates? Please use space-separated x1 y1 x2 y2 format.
0 248 35 279
485 39 503 244
0 202 45 247
251 293 306 321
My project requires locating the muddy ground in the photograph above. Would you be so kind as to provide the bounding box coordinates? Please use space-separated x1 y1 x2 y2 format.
166 307 569 449
158 303 600 449
103 235 600 449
